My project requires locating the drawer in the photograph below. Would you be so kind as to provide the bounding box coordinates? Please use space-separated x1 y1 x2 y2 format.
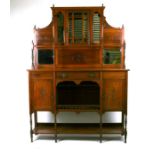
31 72 53 79
56 71 100 80
102 72 126 79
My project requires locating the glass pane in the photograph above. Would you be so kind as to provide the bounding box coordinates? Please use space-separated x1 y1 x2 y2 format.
83 13 89 43
38 49 54 64
93 13 100 43
57 13 64 43
68 13 72 43
103 49 121 64
68 12 89 44
74 12 82 43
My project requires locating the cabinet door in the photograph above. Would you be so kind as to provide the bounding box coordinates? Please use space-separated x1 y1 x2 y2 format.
102 79 124 111
33 79 53 111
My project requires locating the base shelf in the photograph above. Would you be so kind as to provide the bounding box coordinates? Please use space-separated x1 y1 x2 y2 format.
33 123 124 135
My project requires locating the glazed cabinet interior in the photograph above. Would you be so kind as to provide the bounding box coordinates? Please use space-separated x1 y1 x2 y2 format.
28 5 129 143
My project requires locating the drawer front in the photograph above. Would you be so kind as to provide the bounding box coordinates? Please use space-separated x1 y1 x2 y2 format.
102 72 126 79
57 48 100 65
31 72 53 79
56 71 100 80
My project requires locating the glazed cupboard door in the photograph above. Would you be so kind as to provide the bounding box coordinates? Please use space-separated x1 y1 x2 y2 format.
102 78 125 111
32 79 53 111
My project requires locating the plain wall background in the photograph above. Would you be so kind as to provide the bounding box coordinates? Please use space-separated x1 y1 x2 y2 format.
1 0 155 154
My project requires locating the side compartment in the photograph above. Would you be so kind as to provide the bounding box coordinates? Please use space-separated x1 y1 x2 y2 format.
102 71 127 111
29 71 54 112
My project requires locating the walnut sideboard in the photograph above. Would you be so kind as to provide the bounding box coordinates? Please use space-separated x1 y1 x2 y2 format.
28 5 129 143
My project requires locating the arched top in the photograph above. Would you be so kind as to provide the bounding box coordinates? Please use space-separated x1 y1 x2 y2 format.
33 8 53 31
56 81 100 87
103 17 123 30
33 21 53 31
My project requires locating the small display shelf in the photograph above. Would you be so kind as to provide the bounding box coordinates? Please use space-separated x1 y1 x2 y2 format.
38 49 54 64
33 123 124 135
103 49 121 64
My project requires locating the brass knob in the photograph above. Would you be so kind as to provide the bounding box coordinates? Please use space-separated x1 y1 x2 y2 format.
61 72 68 78
88 72 96 78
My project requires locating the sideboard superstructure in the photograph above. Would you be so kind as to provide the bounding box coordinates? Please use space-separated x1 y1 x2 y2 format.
28 6 129 143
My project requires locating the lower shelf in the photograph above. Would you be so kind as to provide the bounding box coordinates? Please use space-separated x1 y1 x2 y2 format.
33 123 124 135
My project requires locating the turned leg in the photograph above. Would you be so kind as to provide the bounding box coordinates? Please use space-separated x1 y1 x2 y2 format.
124 130 127 143
99 113 102 143
34 112 38 128
124 115 127 143
30 114 33 142
54 113 57 143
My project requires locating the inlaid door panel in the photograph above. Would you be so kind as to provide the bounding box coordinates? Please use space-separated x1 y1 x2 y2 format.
33 79 53 111
102 79 124 111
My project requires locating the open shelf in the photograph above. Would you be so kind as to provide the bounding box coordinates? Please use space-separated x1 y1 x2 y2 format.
33 123 124 135
56 81 100 110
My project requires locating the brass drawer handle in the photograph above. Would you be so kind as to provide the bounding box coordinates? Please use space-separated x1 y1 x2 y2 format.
60 72 68 79
88 72 96 78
